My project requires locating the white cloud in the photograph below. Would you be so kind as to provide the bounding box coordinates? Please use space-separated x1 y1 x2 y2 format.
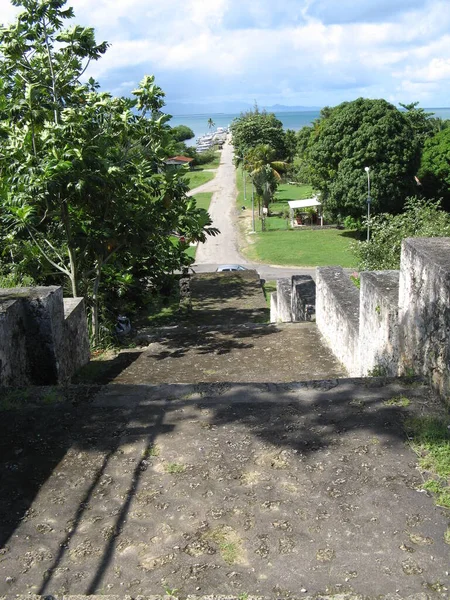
0 0 449 107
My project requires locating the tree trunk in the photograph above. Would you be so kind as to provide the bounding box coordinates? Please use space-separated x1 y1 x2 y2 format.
91 259 102 345
61 201 79 297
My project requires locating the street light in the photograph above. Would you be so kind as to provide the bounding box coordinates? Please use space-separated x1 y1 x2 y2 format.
251 181 255 233
238 154 255 234
364 166 371 242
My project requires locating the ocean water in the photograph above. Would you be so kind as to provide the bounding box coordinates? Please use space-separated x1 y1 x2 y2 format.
167 108 450 146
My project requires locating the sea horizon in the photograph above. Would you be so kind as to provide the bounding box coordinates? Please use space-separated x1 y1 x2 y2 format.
167 107 450 147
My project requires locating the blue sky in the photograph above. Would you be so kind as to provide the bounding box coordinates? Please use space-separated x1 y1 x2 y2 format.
1 0 450 112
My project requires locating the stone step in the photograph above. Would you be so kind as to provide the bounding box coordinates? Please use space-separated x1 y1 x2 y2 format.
111 322 347 385
5 594 437 600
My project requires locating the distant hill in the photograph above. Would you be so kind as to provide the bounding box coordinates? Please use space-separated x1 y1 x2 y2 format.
164 101 321 116
263 104 321 112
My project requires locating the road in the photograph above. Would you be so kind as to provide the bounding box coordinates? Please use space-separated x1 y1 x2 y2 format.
189 138 317 280
190 137 244 265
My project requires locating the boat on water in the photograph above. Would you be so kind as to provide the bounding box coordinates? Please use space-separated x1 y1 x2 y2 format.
195 127 229 152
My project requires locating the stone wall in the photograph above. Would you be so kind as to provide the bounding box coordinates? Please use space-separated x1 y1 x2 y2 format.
316 267 360 376
359 271 400 377
0 287 90 386
315 238 450 400
398 238 450 397
271 275 316 323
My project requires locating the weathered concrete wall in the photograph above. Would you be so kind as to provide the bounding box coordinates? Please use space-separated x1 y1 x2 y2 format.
276 278 292 322
0 295 28 386
398 238 450 397
22 286 65 384
316 267 359 376
359 271 400 377
61 298 90 382
291 275 316 322
0 287 90 386
270 292 278 323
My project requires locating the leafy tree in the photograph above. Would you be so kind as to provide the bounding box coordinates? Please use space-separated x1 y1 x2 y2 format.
399 102 437 147
353 197 450 271
418 128 450 209
170 124 195 142
284 129 297 163
230 106 287 160
0 0 217 341
207 117 215 132
304 98 420 220
246 144 287 211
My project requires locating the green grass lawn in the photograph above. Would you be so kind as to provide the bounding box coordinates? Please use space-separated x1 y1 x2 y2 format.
191 191 213 211
235 166 356 267
245 228 358 267
197 152 220 169
185 192 213 259
184 170 215 190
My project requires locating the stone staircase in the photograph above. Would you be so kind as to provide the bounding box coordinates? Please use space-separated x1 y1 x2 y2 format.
0 273 449 599
0 378 448 599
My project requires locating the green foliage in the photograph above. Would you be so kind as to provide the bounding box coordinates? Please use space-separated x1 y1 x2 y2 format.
230 106 287 160
303 98 420 219
170 124 195 142
245 144 287 209
353 197 450 271
399 102 437 147
343 215 362 230
0 0 218 343
191 148 217 166
405 414 450 508
419 128 450 209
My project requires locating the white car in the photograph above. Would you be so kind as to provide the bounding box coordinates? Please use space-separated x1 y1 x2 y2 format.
216 264 248 272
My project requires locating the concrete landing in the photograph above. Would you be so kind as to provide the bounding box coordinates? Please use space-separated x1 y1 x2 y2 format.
115 323 347 384
0 379 448 598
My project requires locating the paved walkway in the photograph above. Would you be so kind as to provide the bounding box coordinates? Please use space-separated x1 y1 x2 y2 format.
0 379 448 598
190 138 249 266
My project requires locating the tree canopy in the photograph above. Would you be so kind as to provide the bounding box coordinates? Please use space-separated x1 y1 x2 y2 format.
0 0 217 341
303 98 421 219
230 107 287 160
418 128 450 209
170 124 195 142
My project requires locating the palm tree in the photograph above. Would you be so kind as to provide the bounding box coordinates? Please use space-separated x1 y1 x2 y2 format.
246 144 287 212
207 118 215 132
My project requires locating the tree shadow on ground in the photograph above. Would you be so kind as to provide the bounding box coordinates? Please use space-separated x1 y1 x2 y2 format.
72 351 142 385
141 324 281 360
0 376 445 597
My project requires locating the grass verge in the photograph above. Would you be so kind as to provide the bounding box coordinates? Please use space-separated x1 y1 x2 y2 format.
245 228 358 267
184 170 215 190
405 414 450 510
191 191 213 211
262 280 277 309
235 167 356 267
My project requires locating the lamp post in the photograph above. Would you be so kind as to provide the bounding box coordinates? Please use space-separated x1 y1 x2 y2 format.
251 181 255 233
238 153 255 234
364 166 371 242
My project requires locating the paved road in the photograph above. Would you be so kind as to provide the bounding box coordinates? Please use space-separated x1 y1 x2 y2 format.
190 139 318 280
190 138 245 265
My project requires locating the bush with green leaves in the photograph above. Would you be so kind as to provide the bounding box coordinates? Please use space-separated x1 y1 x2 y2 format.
0 0 218 343
353 197 450 271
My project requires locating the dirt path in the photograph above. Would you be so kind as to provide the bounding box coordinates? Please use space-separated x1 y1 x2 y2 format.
192 138 248 265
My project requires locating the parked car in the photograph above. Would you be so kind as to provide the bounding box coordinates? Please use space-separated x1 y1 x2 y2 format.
216 264 248 272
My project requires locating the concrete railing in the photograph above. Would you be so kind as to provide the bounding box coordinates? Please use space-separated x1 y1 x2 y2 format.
315 238 450 401
0 286 90 386
270 275 316 323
